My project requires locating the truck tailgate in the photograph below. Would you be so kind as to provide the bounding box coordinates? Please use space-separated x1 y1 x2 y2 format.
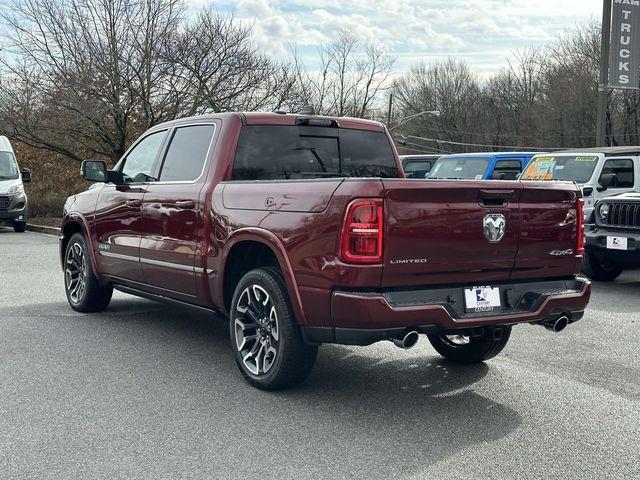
512 181 581 280
381 180 523 287
380 180 581 288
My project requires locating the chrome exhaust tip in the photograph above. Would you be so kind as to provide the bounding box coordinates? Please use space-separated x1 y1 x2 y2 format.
543 315 569 333
392 331 419 349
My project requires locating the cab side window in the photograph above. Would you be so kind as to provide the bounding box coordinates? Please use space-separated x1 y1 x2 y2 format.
491 159 522 180
600 159 634 188
158 125 216 182
121 131 167 183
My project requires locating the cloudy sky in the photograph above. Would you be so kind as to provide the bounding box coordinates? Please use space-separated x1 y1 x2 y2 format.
0 0 604 75
209 0 603 74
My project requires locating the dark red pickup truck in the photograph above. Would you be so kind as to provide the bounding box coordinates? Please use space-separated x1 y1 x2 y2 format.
61 112 591 389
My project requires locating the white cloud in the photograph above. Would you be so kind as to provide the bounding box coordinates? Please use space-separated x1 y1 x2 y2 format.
193 0 602 73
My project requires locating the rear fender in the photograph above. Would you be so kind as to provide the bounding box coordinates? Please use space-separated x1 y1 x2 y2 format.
218 228 308 325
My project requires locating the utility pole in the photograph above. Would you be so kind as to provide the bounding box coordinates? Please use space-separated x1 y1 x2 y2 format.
597 0 613 147
386 93 393 126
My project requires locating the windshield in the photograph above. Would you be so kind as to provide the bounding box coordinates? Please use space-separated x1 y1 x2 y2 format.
427 156 490 180
0 152 19 180
521 155 599 183
232 125 399 180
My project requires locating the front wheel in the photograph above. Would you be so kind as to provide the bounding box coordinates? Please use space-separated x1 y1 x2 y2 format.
64 233 113 312
13 219 26 232
230 268 318 390
581 249 623 282
427 326 511 363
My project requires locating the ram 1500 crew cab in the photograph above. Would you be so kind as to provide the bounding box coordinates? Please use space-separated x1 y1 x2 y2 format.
61 112 591 390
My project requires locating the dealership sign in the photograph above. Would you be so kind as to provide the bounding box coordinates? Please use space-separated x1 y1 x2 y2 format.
609 0 640 88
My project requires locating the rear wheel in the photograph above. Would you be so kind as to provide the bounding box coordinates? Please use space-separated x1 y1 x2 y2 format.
230 268 317 390
427 326 511 363
581 249 623 282
64 233 113 312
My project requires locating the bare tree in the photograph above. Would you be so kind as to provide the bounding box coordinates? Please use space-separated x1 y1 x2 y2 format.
294 30 394 118
0 0 297 163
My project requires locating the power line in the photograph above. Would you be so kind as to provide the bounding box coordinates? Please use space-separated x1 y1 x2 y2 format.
396 139 452 154
402 134 564 151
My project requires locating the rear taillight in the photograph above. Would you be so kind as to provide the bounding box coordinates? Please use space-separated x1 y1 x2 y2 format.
576 197 585 255
339 199 383 264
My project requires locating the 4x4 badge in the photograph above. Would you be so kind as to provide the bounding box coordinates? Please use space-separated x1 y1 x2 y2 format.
483 214 506 243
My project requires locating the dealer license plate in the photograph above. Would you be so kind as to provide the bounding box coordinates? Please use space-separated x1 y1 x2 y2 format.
464 286 501 312
607 236 628 251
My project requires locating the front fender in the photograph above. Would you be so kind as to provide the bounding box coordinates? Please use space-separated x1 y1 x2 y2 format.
60 213 101 278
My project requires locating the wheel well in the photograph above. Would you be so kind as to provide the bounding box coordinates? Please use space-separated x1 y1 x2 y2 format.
223 241 282 310
61 221 84 261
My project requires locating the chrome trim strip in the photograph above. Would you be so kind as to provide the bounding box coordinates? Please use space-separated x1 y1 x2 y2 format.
140 257 194 272
98 251 208 274
98 251 140 263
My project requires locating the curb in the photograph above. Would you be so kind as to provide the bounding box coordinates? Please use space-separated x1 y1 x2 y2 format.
27 223 61 236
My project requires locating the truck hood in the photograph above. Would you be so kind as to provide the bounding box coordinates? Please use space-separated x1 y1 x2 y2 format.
0 178 21 194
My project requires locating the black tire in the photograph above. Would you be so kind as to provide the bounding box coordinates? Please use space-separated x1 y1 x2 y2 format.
13 219 26 232
230 267 318 390
64 233 113 312
581 249 623 282
427 326 511 364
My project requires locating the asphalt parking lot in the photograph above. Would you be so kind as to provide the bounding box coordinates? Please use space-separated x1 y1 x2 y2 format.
1 229 639 480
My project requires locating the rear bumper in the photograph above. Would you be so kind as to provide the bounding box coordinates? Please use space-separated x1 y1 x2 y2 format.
302 277 591 345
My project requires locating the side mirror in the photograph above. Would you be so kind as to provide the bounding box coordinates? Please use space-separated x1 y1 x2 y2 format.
597 173 616 192
20 168 31 183
81 160 108 182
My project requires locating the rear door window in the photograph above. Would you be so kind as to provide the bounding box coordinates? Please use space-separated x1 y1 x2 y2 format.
491 159 522 180
159 125 216 182
599 158 634 188
231 125 398 180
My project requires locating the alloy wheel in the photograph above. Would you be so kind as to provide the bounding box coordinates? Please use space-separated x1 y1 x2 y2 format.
65 242 87 304
234 284 280 376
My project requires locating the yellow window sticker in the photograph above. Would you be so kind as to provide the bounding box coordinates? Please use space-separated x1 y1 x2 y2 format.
575 156 598 162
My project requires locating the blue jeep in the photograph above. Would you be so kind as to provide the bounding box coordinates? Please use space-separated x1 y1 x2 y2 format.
427 152 539 181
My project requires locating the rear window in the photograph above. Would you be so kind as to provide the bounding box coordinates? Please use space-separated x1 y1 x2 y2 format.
404 161 432 173
491 159 522 180
427 156 490 180
231 125 398 180
521 155 599 183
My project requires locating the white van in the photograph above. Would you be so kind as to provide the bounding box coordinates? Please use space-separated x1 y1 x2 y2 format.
522 147 640 219
0 136 30 232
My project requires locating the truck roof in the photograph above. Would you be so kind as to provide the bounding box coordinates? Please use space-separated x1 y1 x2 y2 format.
551 146 640 157
153 112 385 132
0 136 14 153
